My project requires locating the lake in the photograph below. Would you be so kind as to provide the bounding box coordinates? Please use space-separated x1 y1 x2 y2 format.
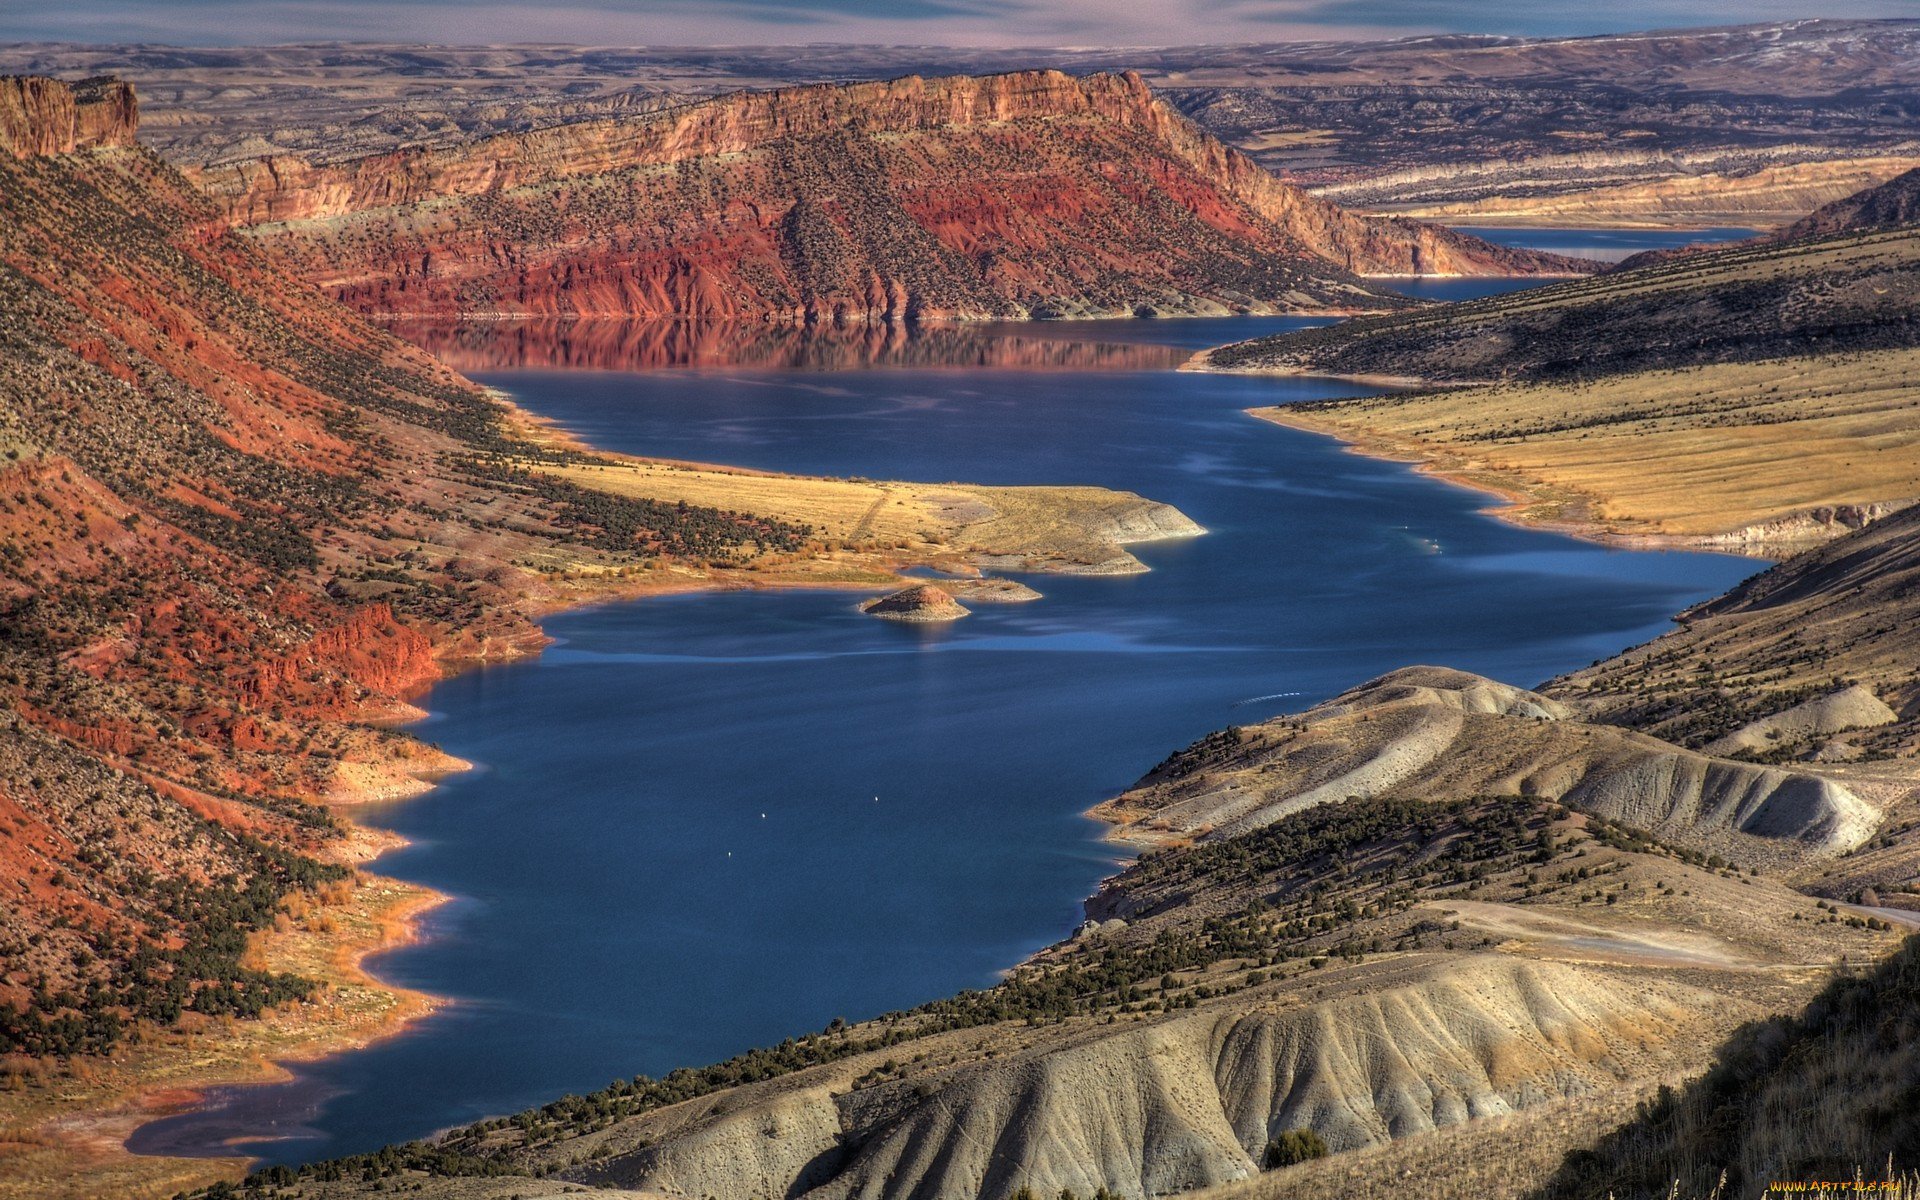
130 227 1765 1168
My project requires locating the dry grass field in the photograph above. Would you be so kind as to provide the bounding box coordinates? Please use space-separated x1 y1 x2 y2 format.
1255 347 1920 546
1209 224 1920 549
540 458 1203 578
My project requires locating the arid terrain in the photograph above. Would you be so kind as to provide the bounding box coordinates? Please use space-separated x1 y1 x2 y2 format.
1199 183 1920 552
0 74 1206 1200
139 148 1920 1200
184 668 1919 1200
3 25 1919 1200
7 20 1920 227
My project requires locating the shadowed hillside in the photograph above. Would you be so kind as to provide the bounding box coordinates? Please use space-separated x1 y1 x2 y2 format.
1202 224 1920 383
1782 165 1920 239
1533 934 1920 1200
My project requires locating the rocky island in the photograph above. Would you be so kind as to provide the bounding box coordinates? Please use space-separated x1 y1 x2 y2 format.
859 583 972 622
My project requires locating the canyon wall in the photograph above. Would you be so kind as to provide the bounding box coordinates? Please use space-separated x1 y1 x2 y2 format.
0 74 136 158
0 76 794 1066
195 71 1590 323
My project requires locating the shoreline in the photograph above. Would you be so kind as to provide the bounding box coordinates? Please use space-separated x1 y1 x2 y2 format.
51 381 1199 1193
1244 403 1761 556
1182 343 1746 554
0 853 447 1199
44 301 1741 1193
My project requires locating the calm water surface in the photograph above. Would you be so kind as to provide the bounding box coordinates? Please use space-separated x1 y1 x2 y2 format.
132 229 1764 1167
1449 224 1759 263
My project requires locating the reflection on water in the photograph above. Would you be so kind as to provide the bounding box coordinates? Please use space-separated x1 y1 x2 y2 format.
384 316 1198 373
387 226 1764 373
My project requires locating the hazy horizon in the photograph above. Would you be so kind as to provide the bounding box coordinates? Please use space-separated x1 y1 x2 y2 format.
13 2 1920 50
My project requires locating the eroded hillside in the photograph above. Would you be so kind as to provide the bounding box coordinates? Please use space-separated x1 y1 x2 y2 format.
1553 504 1920 766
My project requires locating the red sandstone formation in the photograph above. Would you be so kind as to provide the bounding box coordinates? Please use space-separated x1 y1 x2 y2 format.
196 71 1592 323
0 77 793 1054
0 74 136 158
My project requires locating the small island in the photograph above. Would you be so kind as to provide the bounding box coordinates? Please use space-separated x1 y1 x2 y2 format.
859 583 973 622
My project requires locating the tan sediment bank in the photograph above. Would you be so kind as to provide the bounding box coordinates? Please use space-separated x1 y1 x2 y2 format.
1365 152 1920 231
1246 400 1691 553
5 386 1203 1200
1238 349 1920 558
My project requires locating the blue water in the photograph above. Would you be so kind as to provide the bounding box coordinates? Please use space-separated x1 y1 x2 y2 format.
1449 224 1759 264
130 230 1764 1168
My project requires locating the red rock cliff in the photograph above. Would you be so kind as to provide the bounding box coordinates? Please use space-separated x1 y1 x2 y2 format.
198 70 1590 323
0 74 137 158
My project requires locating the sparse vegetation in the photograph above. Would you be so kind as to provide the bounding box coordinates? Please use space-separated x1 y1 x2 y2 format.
1537 936 1920 1200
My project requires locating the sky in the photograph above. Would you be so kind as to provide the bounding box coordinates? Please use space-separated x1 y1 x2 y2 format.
6 0 1920 47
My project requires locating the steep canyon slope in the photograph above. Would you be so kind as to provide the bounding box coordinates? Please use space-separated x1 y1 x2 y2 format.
0 75 1205 1199
0 68 814 1081
191 71 1587 323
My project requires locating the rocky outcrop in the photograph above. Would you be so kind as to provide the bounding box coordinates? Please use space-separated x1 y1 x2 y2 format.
242 602 440 710
0 75 136 158
860 583 971 622
1097 666 1880 863
1694 501 1914 554
940 577 1042 603
196 71 1591 323
561 956 1734 1200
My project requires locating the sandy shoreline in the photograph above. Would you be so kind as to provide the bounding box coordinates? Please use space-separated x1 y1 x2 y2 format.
1244 403 1751 556
1182 338 1717 553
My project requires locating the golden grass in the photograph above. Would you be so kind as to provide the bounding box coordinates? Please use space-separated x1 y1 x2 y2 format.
543 459 937 544
496 394 1196 575
538 458 1191 574
1239 128 1340 152
1256 347 1920 542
